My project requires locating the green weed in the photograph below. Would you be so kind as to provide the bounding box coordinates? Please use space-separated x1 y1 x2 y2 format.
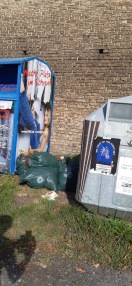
0 174 17 213
59 205 132 268
0 174 131 270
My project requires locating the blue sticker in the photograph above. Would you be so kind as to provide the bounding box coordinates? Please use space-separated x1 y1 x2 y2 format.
96 141 114 164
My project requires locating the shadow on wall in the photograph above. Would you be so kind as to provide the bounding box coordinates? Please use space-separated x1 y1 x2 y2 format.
0 215 36 283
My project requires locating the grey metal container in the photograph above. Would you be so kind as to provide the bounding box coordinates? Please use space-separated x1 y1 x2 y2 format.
76 95 132 221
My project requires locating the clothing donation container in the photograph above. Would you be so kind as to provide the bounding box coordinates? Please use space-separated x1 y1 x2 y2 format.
0 57 56 174
76 95 132 221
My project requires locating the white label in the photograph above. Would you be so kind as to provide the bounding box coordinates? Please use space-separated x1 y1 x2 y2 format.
0 101 13 109
115 157 132 196
96 164 111 174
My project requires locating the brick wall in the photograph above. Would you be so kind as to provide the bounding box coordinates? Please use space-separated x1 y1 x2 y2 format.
0 0 132 155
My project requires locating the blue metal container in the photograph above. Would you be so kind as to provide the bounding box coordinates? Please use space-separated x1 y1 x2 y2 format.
0 57 56 174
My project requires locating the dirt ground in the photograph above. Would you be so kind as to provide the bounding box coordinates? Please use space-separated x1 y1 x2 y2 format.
14 187 75 208
0 187 132 286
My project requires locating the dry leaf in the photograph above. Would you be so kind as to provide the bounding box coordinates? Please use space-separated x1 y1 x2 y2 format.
35 247 40 253
76 267 86 273
48 249 58 253
31 226 39 231
124 254 128 259
61 236 66 241
44 243 52 247
39 263 47 269
123 266 128 270
92 263 100 268
107 257 112 262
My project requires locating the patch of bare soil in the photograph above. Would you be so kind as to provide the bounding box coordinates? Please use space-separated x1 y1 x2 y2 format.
14 177 76 208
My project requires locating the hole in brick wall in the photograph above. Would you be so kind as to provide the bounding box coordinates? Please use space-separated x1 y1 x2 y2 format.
99 49 104 54
23 50 27 55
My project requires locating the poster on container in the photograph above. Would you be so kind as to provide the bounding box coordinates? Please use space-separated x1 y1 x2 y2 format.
0 101 14 173
16 59 53 157
90 137 120 174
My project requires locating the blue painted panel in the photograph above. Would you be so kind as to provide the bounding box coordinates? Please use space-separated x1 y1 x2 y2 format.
0 92 18 101
0 57 35 64
10 64 21 173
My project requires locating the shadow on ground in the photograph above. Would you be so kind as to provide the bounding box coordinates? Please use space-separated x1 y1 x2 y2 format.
0 215 36 283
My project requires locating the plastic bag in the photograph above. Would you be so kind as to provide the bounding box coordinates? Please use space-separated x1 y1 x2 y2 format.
16 154 30 176
57 158 67 191
16 153 79 192
19 167 58 190
29 152 59 168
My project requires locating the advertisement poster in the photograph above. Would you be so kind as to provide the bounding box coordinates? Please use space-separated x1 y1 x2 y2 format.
16 59 53 157
0 101 14 173
115 157 132 196
91 137 120 174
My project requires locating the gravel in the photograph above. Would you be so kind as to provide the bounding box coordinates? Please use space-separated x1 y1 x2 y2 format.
0 254 132 286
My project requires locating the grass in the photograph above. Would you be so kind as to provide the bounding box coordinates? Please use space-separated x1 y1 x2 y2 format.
0 174 132 270
59 205 132 268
